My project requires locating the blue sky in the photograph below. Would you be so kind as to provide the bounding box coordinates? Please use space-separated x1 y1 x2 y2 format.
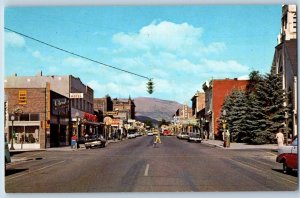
4 5 281 104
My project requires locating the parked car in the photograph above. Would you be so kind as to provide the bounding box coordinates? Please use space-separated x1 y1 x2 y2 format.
188 132 202 143
147 131 153 136
127 132 136 139
85 135 106 149
177 133 189 140
163 129 171 136
276 135 298 174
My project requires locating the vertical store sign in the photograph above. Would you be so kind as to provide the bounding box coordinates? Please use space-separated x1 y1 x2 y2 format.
18 90 27 104
46 82 51 129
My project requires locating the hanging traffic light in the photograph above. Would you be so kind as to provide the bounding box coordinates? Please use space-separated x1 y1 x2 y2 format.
147 79 154 94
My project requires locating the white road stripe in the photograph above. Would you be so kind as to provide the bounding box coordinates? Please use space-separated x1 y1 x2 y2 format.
144 164 149 176
6 160 66 181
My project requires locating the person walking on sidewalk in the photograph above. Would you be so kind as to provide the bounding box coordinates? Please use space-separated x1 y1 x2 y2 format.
276 129 285 147
71 133 77 149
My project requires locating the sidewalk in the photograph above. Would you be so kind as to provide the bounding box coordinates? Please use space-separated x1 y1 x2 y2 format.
202 139 278 151
9 138 125 153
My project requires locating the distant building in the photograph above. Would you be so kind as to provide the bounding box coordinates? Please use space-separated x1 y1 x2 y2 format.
272 5 297 137
4 72 99 149
94 95 113 122
191 91 205 118
112 97 136 120
202 78 249 140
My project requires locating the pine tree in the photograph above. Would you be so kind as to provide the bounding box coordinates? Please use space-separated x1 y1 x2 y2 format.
256 73 287 144
244 71 265 144
219 89 247 143
230 90 247 142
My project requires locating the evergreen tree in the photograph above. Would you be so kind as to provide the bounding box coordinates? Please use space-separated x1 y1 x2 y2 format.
243 71 265 144
219 89 247 143
256 73 288 144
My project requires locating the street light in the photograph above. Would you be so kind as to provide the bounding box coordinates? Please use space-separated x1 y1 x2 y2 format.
284 112 289 145
200 117 204 139
10 115 15 150
75 112 79 149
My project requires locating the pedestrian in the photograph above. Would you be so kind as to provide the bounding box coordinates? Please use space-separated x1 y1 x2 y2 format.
71 133 77 149
204 130 208 140
276 129 285 147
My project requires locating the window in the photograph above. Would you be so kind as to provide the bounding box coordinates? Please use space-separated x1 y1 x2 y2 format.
20 114 29 121
18 90 27 104
30 114 40 121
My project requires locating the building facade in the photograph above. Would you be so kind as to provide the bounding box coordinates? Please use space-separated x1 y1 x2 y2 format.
272 5 298 137
4 72 98 149
202 79 249 140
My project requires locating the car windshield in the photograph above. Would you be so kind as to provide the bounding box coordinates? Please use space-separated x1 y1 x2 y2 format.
190 133 200 138
291 137 298 146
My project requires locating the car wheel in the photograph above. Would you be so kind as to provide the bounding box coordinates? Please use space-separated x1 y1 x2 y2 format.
283 162 292 174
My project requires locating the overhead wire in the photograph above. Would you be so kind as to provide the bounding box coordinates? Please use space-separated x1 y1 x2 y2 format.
4 27 151 80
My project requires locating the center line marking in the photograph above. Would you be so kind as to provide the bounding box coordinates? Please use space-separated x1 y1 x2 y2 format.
144 164 149 176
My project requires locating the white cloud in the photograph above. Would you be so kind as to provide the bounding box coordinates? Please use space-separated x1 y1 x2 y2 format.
63 57 92 68
88 79 148 98
31 50 53 62
112 21 225 56
201 59 249 74
5 32 26 48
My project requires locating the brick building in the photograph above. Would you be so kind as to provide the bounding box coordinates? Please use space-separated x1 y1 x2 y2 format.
112 97 135 120
202 78 249 139
4 72 98 149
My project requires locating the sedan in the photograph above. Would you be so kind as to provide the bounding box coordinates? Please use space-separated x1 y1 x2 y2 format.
85 135 106 149
177 133 189 140
276 136 298 174
187 132 202 143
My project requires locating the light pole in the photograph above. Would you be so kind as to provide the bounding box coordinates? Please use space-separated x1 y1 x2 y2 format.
284 112 289 145
10 115 15 150
222 110 227 147
75 112 79 149
200 117 204 139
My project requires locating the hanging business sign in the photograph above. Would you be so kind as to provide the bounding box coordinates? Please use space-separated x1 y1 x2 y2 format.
70 93 83 98
104 116 113 125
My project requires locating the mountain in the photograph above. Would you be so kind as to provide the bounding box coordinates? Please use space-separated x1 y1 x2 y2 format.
134 97 182 124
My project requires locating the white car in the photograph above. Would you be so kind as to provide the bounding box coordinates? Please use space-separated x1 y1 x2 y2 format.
147 131 153 136
177 133 189 140
128 133 136 139
188 133 202 143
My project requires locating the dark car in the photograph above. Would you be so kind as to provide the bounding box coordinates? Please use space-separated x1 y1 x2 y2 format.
85 135 107 149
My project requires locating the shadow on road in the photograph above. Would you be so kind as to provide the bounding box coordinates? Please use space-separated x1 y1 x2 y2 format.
272 168 298 177
5 168 28 176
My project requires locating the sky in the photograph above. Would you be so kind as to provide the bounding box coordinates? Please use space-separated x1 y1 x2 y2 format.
4 5 282 104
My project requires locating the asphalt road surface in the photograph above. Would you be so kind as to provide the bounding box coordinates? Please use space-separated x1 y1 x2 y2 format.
5 136 298 192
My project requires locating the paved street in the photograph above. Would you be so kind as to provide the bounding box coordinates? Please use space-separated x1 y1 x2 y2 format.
5 136 298 192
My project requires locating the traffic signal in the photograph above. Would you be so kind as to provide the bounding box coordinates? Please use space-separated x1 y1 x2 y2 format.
147 79 154 94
